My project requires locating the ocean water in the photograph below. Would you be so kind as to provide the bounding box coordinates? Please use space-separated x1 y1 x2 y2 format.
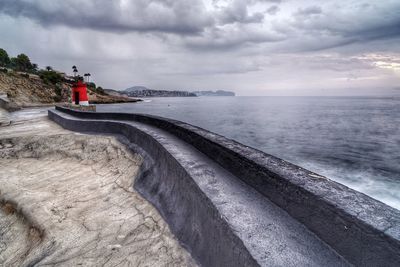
98 96 400 210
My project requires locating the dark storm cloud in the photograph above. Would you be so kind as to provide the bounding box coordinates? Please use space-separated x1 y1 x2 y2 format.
0 0 399 94
2 0 397 55
184 24 286 51
266 6 280 15
0 0 278 35
289 2 400 51
1 0 400 52
295 6 322 16
252 0 282 3
185 34 283 51
0 0 213 34
0 0 286 51
217 1 265 25
215 0 284 24
343 20 400 43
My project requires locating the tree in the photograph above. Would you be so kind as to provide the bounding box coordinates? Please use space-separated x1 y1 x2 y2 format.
39 69 63 84
11 54 34 72
0 48 10 67
72 65 78 77
46 66 53 71
32 63 39 72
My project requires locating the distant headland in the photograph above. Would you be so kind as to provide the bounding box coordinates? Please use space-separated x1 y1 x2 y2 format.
106 86 235 97
192 90 235 96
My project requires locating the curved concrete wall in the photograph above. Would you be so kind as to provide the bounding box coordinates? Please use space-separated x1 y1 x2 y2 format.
51 106 400 266
49 108 259 267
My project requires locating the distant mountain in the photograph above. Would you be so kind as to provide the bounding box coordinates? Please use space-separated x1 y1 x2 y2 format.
125 89 196 97
193 90 235 96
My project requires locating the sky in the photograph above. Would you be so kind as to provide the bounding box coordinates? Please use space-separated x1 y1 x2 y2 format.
0 0 399 96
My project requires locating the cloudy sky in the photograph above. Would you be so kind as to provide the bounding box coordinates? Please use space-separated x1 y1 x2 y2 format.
0 0 399 95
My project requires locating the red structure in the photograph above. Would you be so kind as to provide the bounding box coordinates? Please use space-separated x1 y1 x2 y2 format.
71 80 89 106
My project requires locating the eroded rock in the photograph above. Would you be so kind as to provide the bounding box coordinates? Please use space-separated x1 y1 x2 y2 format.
0 115 196 266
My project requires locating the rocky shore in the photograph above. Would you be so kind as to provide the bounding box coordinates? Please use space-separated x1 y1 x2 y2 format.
0 72 140 111
0 108 195 266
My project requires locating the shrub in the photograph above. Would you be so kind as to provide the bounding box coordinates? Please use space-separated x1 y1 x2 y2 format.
39 70 63 85
54 84 62 96
97 86 106 95
86 82 96 89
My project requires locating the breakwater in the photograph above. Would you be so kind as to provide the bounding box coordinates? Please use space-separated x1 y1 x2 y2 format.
49 106 400 267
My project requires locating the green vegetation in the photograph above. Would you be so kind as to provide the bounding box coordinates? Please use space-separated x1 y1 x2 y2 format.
11 53 35 72
0 48 61 85
1 48 109 99
0 48 38 73
53 84 63 102
39 70 63 85
86 81 106 95
0 48 10 67
96 86 105 95
86 82 96 89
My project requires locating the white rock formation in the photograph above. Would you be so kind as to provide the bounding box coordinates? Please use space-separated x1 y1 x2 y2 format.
0 109 196 266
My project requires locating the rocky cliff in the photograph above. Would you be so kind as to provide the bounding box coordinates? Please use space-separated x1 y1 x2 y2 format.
0 71 69 107
0 71 139 110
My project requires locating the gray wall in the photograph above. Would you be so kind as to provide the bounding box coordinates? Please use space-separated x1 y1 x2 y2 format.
51 106 400 266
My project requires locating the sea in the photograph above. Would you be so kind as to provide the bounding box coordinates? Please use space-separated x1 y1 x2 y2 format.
98 96 400 210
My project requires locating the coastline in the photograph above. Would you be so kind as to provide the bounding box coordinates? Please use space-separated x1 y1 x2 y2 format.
0 99 142 112
0 71 142 112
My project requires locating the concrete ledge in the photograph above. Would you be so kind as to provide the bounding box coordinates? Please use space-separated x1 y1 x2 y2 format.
49 109 260 267
51 106 400 266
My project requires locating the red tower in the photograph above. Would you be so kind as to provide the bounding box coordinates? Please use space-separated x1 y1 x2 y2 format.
71 80 89 106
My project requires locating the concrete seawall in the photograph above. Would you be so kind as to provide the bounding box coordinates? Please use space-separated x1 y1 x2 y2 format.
49 106 400 266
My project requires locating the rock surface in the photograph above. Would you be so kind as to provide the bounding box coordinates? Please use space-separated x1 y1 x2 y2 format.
0 108 10 126
0 109 196 266
0 72 139 109
0 72 69 106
